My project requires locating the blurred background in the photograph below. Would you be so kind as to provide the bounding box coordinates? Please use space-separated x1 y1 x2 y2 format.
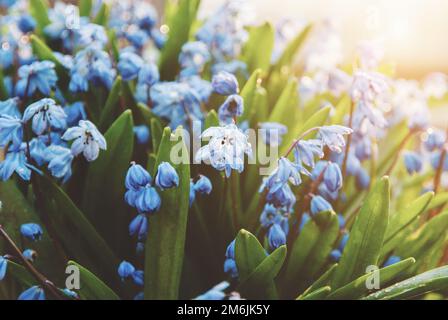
199 0 448 79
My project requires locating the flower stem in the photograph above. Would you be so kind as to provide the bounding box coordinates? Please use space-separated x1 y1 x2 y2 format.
385 130 416 176
0 225 66 300
284 126 322 158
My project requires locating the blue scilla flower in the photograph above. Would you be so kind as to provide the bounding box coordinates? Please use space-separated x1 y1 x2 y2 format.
118 51 144 81
138 63 159 87
310 195 333 216
0 37 15 69
20 223 43 241
125 162 152 191
150 82 203 129
224 240 238 278
62 289 79 299
181 75 213 103
44 145 74 182
132 270 144 287
0 115 23 149
129 214 148 241
0 98 20 118
259 122 287 147
403 151 423 175
155 162 179 190
268 224 286 250
22 249 37 262
133 125 150 145
260 204 280 228
126 29 149 50
0 256 8 280
79 23 108 48
195 281 229 300
189 180 196 207
424 129 446 152
16 61 58 98
212 71 239 96
311 160 328 180
69 46 116 92
318 125 353 153
18 286 45 300
179 41 210 76
0 145 35 181
218 94 244 124
0 0 16 8
136 2 158 29
338 233 349 252
329 249 342 262
430 150 448 171
193 175 213 195
195 123 252 178
294 139 324 169
151 29 167 49
318 183 339 202
383 255 401 267
17 15 36 33
261 157 304 194
62 120 107 162
135 186 161 214
118 261 135 281
265 183 296 211
354 135 372 161
64 102 86 127
23 98 67 135
323 162 343 193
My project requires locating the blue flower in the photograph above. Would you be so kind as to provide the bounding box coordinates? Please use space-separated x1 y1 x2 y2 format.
155 162 179 190
44 145 74 182
64 102 86 127
212 71 239 95
118 261 135 280
125 163 152 191
0 146 34 181
193 175 213 195
424 129 446 152
0 256 8 280
78 23 108 48
45 3 80 50
129 214 148 241
310 195 333 216
383 255 401 267
259 122 287 147
323 162 343 193
135 186 161 214
22 249 37 262
23 98 67 135
268 224 286 250
0 98 20 118
131 270 144 286
20 223 43 241
261 157 304 194
126 29 149 49
318 125 353 153
18 15 36 33
62 288 78 299
118 51 144 81
138 63 159 87
265 183 296 211
212 60 247 76
195 123 252 177
181 75 213 103
224 240 238 278
403 151 423 175
150 82 203 129
294 139 324 168
18 286 45 300
430 151 448 171
133 125 150 145
0 115 23 149
62 120 107 162
179 41 210 76
338 233 349 251
195 281 229 300
189 180 196 207
218 94 244 124
329 249 342 262
16 61 58 98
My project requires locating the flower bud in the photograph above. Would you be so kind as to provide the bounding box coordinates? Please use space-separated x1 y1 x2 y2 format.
403 151 423 175
310 195 333 216
155 162 179 190
133 125 150 145
268 224 286 250
118 261 135 280
212 71 239 95
125 162 152 190
135 186 161 213
129 214 148 241
324 162 343 192
18 286 45 300
193 175 212 195
218 94 244 124
20 223 43 241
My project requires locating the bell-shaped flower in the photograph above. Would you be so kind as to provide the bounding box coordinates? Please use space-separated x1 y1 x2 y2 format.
18 286 45 300
125 162 152 191
16 61 57 98
403 151 423 175
20 223 43 241
218 94 244 124
0 115 23 149
310 195 333 216
118 51 144 81
23 98 67 135
118 261 135 281
318 125 353 153
45 145 74 182
193 174 213 195
129 214 148 241
155 162 179 190
323 162 343 193
268 224 286 250
212 71 239 96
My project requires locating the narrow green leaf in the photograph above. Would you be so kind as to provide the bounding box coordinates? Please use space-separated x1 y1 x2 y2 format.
29 0 50 36
67 261 119 300
150 117 163 153
93 2 109 26
268 78 298 126
83 110 134 255
144 127 190 299
328 258 416 299
364 265 448 300
299 263 338 299
299 286 331 300
426 192 448 211
5 261 36 288
79 0 93 17
239 69 263 123
99 77 123 131
30 35 64 72
235 229 268 281
0 67 8 100
204 110 219 129
243 23 275 74
331 177 390 289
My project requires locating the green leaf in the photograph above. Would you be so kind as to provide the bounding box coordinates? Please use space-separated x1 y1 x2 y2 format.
235 229 268 281
0 67 8 100
239 69 263 123
243 23 275 74
98 77 123 131
79 0 93 17
281 210 339 297
238 245 286 298
426 192 448 211
30 35 64 73
93 2 109 26
150 117 163 153
299 286 331 300
82 110 134 255
107 29 120 62
204 110 219 129
268 78 299 126
5 261 36 288
331 177 390 289
159 0 201 80
328 258 416 299
29 0 50 36
299 263 338 299
37 175 118 281
67 261 119 300
271 24 312 72
144 127 191 299
364 265 448 300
